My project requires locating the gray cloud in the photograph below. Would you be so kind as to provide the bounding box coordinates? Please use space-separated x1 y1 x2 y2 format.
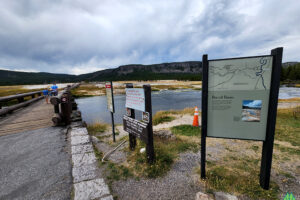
0 0 299 74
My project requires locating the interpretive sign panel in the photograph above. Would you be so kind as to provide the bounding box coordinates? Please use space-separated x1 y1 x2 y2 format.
201 48 283 190
125 88 145 112
123 115 148 143
105 82 114 113
207 56 273 141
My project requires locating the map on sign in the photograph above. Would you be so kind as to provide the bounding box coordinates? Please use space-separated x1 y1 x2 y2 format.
208 56 273 91
207 56 273 141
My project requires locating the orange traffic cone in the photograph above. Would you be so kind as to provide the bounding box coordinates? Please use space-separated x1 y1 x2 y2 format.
193 106 199 127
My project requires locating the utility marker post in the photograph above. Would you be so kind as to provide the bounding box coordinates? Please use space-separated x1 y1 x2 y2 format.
105 81 116 142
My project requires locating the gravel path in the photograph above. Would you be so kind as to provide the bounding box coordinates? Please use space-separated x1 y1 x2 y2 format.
112 151 203 200
0 127 72 200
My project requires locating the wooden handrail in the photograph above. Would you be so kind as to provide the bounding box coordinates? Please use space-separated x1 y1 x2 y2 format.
0 96 44 116
0 91 43 103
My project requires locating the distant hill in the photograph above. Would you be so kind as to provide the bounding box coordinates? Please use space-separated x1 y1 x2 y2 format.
0 70 76 86
1 61 299 86
282 62 299 68
0 61 202 85
79 61 202 82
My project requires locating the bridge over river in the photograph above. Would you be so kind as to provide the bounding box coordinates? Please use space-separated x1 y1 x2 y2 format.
0 84 113 200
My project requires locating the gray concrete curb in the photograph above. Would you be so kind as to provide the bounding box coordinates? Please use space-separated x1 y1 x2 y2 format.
69 127 113 200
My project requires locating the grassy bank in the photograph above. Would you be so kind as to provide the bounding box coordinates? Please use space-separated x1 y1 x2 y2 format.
89 106 299 199
87 123 108 135
200 107 300 199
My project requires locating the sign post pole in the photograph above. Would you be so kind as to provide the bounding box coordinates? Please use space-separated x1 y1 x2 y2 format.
259 47 283 189
111 81 116 142
144 85 155 164
105 81 116 142
201 54 208 179
125 83 136 150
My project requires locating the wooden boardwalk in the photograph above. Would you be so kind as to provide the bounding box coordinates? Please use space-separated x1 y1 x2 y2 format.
0 100 54 136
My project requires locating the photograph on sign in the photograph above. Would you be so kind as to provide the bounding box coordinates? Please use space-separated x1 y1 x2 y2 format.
125 88 145 112
207 56 273 141
126 108 131 116
241 100 262 122
142 112 150 123
105 82 114 113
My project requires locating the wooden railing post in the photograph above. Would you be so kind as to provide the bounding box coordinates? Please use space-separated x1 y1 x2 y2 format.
17 97 24 103
60 92 71 125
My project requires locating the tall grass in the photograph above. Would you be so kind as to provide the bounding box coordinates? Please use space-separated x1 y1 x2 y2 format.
87 123 108 135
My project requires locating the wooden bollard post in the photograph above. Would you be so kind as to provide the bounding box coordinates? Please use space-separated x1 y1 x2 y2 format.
60 92 71 125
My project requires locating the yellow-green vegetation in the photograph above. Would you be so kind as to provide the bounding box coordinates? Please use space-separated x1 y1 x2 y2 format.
151 84 193 90
201 107 299 199
171 125 201 136
126 137 199 178
152 111 176 125
0 86 43 97
202 162 279 200
71 84 105 97
0 86 46 107
154 107 195 116
275 107 300 146
278 97 300 103
87 123 108 135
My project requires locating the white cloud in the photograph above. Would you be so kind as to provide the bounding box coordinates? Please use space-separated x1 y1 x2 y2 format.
0 0 299 74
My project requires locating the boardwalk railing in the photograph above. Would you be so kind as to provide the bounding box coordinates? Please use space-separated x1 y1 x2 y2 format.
50 83 80 126
0 91 43 116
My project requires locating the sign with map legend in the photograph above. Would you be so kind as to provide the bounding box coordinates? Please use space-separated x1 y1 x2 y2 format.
207 56 273 141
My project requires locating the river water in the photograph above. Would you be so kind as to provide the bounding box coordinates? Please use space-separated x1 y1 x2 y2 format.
76 87 300 124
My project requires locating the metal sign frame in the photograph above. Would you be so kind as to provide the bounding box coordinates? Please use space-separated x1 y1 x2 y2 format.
201 47 283 190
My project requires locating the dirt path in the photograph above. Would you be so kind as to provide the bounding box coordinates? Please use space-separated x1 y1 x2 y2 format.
112 151 202 200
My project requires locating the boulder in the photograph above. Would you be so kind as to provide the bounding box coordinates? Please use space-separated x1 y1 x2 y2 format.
214 192 238 200
195 192 213 200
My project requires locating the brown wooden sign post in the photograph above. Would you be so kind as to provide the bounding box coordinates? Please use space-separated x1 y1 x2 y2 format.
123 84 155 164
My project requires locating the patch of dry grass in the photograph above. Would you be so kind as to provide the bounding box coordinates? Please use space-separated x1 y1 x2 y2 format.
278 97 300 103
0 86 44 97
71 84 105 97
87 122 108 135
155 107 195 116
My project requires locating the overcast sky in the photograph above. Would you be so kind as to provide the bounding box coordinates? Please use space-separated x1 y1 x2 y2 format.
0 0 299 75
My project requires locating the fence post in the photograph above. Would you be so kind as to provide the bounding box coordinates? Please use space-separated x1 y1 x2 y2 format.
60 92 71 125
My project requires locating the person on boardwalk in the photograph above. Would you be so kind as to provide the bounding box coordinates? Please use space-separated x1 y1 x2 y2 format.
43 88 49 103
51 83 58 96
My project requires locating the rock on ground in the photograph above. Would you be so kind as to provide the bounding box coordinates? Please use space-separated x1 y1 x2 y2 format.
195 192 214 200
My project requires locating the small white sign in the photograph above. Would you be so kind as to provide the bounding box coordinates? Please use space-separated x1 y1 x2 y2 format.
125 88 145 112
105 82 114 112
